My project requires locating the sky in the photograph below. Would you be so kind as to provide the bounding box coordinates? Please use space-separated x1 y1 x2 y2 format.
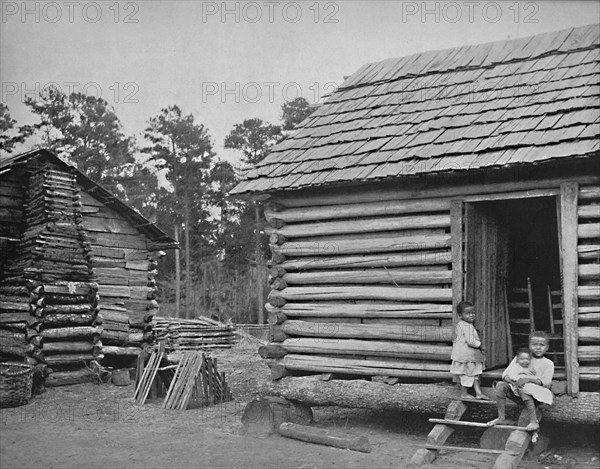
1 0 598 164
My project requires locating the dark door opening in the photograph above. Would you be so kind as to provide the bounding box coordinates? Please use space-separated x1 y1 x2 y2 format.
465 196 563 369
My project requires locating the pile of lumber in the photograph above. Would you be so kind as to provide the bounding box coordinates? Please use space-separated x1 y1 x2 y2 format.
134 347 233 408
153 316 235 352
0 165 103 386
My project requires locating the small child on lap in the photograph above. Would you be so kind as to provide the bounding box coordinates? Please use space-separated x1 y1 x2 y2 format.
450 301 489 400
489 331 554 431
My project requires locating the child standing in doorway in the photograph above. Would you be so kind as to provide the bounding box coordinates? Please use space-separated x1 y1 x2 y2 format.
450 301 489 400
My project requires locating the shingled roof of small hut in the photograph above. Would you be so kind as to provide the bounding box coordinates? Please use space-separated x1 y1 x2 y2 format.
232 24 600 195
0 148 177 249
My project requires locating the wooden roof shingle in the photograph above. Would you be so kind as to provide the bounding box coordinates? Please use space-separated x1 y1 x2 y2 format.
232 24 600 195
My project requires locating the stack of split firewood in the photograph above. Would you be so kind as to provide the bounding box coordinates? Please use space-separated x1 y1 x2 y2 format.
0 165 103 386
154 316 235 352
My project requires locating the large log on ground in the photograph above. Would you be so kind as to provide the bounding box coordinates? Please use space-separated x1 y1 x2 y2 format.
260 377 600 425
281 338 451 360
266 302 452 319
282 269 452 285
271 286 452 303
282 320 453 342
280 250 451 271
45 367 97 387
278 422 371 453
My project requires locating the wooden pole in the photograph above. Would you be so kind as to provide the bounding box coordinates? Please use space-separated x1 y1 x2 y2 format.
560 182 579 395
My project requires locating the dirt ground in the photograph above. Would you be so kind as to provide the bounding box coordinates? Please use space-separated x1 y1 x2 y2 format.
2 340 599 469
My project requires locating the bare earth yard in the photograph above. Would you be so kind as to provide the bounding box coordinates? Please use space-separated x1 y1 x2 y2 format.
2 341 599 469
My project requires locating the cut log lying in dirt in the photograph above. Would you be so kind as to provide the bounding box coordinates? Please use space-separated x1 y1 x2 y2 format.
241 397 313 435
260 377 600 425
278 422 371 453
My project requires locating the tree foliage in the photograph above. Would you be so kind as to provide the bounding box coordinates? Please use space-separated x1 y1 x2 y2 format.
0 104 33 154
25 88 136 198
281 97 314 131
224 118 281 166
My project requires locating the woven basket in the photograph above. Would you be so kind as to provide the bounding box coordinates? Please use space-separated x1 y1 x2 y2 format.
0 363 33 408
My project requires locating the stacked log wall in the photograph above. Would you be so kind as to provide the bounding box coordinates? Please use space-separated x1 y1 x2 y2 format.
264 195 454 379
79 190 158 358
262 175 600 386
0 164 102 385
577 185 600 382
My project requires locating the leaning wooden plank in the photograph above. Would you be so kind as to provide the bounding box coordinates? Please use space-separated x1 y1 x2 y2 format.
281 320 453 342
278 422 371 453
280 338 451 360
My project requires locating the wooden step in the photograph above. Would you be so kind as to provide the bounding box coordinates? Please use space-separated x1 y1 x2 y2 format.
428 419 528 431
458 397 498 405
417 444 517 456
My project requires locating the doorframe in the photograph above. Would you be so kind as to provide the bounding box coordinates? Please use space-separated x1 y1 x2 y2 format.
451 187 579 395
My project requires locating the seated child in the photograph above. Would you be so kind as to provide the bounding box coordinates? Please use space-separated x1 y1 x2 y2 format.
450 301 489 400
505 348 537 395
489 331 554 431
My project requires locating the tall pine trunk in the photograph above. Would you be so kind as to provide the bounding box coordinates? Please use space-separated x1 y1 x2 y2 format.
174 225 181 318
255 203 264 324
184 196 192 319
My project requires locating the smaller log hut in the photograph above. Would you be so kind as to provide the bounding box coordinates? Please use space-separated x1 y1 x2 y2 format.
0 149 177 386
231 24 600 423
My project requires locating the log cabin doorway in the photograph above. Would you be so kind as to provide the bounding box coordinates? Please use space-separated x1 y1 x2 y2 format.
464 196 562 370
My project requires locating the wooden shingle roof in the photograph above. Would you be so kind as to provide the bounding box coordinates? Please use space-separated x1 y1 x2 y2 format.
232 24 600 195
0 149 178 249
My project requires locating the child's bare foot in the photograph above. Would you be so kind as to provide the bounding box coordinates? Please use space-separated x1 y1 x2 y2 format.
525 421 540 431
459 393 472 399
487 417 509 426
475 394 490 400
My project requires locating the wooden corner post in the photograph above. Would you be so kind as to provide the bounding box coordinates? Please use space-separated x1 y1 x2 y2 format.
559 182 579 396
450 200 464 327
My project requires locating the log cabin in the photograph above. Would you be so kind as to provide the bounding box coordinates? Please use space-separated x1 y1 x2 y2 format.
0 149 177 386
231 24 600 423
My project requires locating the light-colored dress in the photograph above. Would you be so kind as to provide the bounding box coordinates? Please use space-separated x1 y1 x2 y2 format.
450 320 485 386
